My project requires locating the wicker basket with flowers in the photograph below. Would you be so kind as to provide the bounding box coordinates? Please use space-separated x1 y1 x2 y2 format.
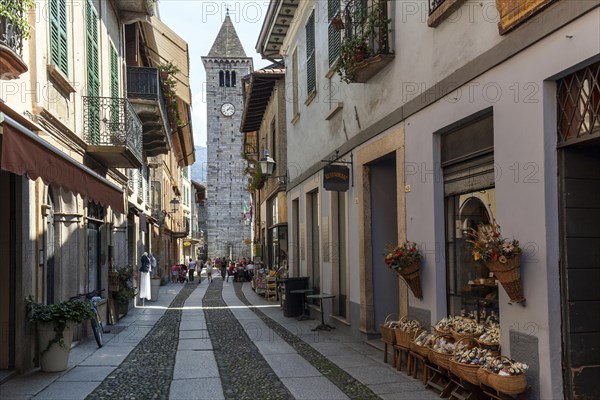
383 241 422 298
467 222 525 304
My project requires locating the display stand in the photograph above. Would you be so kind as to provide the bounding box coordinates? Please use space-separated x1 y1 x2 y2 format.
266 276 277 301
254 269 267 295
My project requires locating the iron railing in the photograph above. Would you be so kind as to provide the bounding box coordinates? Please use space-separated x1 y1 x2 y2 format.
343 0 391 58
126 66 172 134
429 0 446 15
0 13 25 56
82 96 143 165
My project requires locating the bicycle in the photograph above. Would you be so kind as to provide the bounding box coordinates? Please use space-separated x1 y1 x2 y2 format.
70 289 108 347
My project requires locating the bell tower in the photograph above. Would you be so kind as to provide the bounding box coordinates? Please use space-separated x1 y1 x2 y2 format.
202 15 253 260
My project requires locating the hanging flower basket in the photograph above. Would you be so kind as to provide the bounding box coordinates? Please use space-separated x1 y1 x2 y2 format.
485 254 525 304
384 241 423 299
467 222 525 304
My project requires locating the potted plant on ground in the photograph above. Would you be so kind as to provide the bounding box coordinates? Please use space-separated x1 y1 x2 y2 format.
383 241 423 298
26 296 94 372
115 266 136 316
466 221 525 304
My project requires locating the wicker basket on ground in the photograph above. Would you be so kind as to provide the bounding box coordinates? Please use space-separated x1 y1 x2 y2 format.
449 340 489 386
429 335 455 371
483 356 528 395
410 339 430 360
394 317 421 348
380 314 398 345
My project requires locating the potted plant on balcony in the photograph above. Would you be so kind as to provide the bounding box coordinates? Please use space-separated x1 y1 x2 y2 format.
336 0 392 83
26 296 94 372
0 0 34 39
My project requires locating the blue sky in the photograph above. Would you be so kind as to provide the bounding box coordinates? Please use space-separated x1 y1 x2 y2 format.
158 1 272 147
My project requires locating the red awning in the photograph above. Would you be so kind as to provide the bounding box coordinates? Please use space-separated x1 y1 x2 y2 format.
1 115 125 213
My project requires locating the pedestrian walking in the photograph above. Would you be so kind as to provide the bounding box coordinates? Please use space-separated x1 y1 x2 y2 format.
196 256 204 283
188 258 196 282
205 258 214 283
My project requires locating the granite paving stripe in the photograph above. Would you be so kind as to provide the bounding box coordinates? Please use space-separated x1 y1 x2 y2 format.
85 283 196 400
203 279 294 400
233 282 381 400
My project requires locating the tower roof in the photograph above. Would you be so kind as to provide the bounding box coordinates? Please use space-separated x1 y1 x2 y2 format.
207 15 247 58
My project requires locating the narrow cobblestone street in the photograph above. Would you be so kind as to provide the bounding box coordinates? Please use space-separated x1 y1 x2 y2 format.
0 275 438 400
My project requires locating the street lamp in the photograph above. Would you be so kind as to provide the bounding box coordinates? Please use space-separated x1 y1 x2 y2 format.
169 198 180 214
259 150 288 183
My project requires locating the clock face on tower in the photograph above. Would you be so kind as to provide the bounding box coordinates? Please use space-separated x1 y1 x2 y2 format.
221 102 235 117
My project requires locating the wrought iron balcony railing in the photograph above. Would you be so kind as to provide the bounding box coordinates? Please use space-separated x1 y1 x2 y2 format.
127 66 172 133
0 13 24 56
429 0 447 15
343 0 391 58
83 96 143 167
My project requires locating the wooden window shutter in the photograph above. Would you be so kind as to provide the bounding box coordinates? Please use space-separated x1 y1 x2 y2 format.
86 0 100 142
306 11 316 95
328 0 341 67
124 24 138 66
49 0 68 75
110 45 120 130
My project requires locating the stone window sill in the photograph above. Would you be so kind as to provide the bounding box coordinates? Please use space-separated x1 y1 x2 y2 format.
47 64 76 95
304 90 317 107
325 103 343 120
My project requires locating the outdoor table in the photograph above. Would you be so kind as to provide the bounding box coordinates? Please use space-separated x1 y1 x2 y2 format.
290 288 314 321
306 293 336 331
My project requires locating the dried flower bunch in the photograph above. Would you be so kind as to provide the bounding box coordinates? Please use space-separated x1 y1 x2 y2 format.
466 221 521 263
482 358 529 376
435 316 456 333
453 317 484 335
453 347 493 365
398 319 421 333
382 319 399 329
383 241 421 271
479 324 501 345
414 331 434 347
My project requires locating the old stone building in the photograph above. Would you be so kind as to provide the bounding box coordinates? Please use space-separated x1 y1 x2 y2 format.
202 15 252 260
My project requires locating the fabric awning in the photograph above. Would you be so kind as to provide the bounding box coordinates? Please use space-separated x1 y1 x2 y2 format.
0 114 125 213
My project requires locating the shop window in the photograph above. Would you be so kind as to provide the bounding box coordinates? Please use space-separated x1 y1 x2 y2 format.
442 112 498 322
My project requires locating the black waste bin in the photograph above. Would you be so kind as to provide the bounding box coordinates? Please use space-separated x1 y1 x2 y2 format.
279 277 309 317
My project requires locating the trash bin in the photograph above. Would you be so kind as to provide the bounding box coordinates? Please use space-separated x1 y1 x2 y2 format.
280 277 309 317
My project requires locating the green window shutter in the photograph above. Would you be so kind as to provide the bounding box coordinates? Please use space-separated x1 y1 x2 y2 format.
305 11 316 95
49 0 68 75
328 0 341 67
86 0 100 144
110 45 120 134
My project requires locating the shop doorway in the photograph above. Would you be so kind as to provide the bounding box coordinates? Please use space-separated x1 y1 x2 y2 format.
0 170 17 371
369 156 398 328
558 143 600 399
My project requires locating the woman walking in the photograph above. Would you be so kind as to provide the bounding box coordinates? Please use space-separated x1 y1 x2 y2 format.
205 258 214 283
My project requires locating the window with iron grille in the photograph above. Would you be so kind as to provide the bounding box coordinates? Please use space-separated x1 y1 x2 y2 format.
557 61 600 146
49 0 68 75
306 10 316 95
328 0 341 67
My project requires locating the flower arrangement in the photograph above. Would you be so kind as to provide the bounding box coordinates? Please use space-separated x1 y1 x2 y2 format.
466 221 521 264
383 241 421 272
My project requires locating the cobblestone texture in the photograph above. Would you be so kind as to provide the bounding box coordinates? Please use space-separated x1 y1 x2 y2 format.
86 284 196 400
203 279 294 399
233 283 381 400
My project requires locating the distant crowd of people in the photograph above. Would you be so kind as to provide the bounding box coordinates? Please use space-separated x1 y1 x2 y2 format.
169 256 255 284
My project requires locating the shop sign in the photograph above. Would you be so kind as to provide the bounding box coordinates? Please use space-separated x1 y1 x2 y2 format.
324 165 350 192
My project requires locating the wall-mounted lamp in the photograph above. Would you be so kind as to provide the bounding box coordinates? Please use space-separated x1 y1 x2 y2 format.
169 198 180 214
259 150 288 184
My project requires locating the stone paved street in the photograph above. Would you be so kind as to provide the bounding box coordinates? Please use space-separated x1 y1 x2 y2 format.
0 276 438 400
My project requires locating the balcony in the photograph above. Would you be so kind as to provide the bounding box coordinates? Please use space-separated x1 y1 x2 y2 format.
83 96 143 168
337 0 394 83
170 217 189 238
114 0 154 23
0 13 28 80
127 67 173 157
